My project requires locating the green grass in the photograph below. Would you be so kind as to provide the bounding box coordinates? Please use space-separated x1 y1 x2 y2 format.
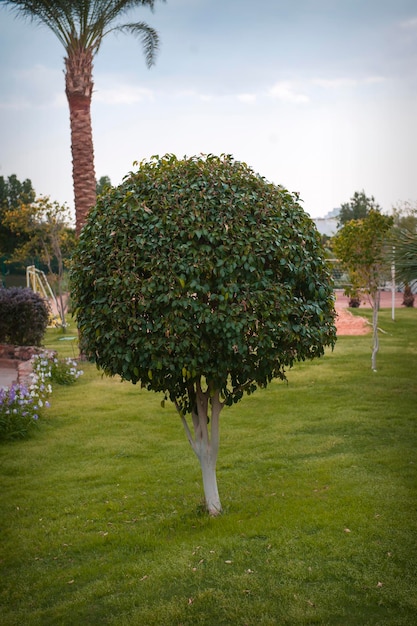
1 309 416 625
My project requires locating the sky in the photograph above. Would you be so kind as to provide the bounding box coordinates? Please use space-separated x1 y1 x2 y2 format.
0 0 416 222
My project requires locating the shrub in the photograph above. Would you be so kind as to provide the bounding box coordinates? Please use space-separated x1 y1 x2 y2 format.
0 287 50 346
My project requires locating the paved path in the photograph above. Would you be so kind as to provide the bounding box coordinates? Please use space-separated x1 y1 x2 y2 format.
0 365 18 390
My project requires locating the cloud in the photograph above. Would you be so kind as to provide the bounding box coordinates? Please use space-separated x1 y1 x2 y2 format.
399 16 417 29
268 81 309 104
237 93 257 103
50 93 67 108
0 96 30 111
4 64 65 109
313 77 357 89
359 76 385 85
164 88 214 102
313 76 385 89
198 93 214 102
94 84 154 105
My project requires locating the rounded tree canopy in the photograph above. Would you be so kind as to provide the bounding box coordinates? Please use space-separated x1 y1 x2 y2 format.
71 154 336 413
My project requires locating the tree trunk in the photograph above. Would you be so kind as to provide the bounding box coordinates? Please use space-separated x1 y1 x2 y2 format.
65 48 96 235
200 451 221 515
178 381 223 516
371 289 380 371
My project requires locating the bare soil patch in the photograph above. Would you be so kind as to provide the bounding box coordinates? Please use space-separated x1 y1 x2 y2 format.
335 307 370 336
334 290 404 336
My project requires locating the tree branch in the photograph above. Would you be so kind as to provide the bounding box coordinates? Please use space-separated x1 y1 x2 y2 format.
175 402 197 455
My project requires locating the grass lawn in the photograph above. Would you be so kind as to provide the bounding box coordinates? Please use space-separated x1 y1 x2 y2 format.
1 309 416 625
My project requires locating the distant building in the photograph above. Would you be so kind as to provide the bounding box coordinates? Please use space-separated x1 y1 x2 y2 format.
312 208 340 237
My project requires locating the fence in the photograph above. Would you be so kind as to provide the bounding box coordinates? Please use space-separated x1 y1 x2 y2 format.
326 259 351 290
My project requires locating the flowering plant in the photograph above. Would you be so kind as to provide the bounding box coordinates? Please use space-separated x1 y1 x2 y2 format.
48 356 83 385
0 383 45 441
0 352 83 441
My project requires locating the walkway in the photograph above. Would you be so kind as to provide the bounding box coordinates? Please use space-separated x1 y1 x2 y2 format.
0 363 18 389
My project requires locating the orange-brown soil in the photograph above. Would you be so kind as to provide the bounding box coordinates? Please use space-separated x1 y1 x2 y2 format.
334 290 403 336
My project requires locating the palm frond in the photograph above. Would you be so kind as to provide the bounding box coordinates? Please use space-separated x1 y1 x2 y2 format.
2 0 163 56
394 230 417 282
108 21 159 66
2 1 75 47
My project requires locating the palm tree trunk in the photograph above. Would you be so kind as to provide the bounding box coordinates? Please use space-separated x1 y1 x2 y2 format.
65 48 96 235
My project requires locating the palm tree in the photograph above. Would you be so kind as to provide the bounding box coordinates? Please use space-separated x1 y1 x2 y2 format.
394 229 417 283
3 0 164 234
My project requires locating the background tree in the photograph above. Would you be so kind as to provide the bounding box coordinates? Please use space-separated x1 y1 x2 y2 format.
71 154 337 515
0 174 35 255
96 175 112 196
2 0 164 235
332 209 393 371
391 200 417 232
4 196 76 327
337 190 381 228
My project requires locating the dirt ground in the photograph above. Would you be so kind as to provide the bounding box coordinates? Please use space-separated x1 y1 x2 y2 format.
334 290 405 336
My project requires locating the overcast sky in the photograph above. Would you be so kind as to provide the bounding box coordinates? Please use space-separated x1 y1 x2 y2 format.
1 0 416 220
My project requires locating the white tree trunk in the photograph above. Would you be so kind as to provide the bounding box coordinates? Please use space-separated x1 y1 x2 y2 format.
198 445 222 516
371 290 380 371
178 381 223 516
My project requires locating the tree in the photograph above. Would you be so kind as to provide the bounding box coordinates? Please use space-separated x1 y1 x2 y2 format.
2 1 164 235
0 174 36 255
4 196 76 328
337 190 381 228
391 200 417 232
393 230 417 285
391 201 417 285
332 209 393 371
96 175 112 196
71 154 337 515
